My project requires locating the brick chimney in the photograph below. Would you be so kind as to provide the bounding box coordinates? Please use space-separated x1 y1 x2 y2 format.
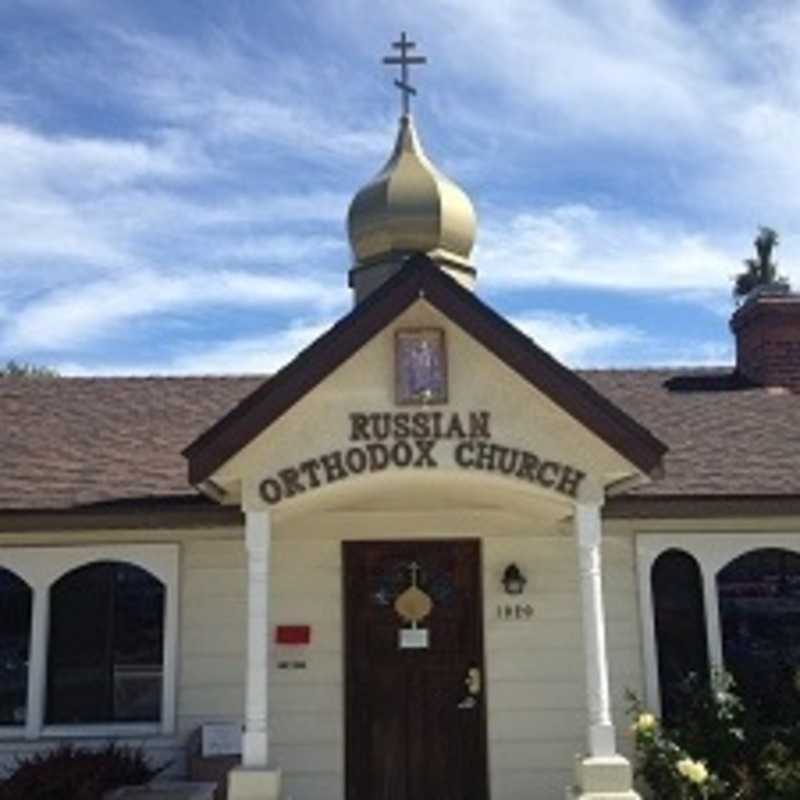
731 290 800 390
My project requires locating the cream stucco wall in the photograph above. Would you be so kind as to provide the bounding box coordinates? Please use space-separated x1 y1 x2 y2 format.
4 514 800 797
0 510 643 800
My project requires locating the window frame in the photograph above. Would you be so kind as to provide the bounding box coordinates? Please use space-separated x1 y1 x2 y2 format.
0 545 178 740
0 567 33 731
637 533 800 716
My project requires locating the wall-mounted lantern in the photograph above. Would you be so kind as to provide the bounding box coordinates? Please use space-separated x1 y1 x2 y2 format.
501 563 527 596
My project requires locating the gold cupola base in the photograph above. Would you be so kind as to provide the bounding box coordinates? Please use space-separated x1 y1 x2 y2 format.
347 114 477 304
348 248 477 301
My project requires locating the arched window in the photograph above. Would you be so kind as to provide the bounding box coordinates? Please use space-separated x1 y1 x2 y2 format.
718 548 800 725
0 568 32 725
46 561 165 725
651 549 709 722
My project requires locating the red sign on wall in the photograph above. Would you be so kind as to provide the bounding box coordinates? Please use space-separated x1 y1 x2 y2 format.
275 625 311 645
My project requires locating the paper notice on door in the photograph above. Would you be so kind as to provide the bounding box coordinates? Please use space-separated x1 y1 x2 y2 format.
399 627 429 649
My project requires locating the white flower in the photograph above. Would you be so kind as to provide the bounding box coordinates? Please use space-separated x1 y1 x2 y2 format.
677 758 709 784
633 712 657 733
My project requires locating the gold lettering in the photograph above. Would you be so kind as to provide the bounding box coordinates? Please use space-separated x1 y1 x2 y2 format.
278 467 306 497
345 447 368 474
393 413 411 438
557 466 586 498
454 440 475 468
320 451 348 482
469 411 491 439
391 440 414 467
445 413 467 439
411 412 431 438
516 452 540 482
537 461 561 488
259 478 282 505
349 413 370 441
413 439 438 467
298 458 322 488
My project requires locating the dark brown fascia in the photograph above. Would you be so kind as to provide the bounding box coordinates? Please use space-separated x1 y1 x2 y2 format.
0 500 244 533
5 494 800 532
417 264 667 475
183 257 427 484
604 494 800 519
184 254 667 486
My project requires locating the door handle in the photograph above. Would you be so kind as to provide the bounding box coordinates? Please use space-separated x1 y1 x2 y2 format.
465 666 481 696
457 666 482 710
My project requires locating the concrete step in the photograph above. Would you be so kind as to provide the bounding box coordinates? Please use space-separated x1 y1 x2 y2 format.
106 782 217 800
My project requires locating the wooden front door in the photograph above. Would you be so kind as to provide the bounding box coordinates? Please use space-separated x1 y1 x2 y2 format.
344 540 488 800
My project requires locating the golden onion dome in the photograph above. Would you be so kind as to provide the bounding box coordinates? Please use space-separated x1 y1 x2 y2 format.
347 114 477 300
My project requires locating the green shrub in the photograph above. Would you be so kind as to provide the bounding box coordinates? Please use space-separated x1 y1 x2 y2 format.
0 743 161 800
629 671 800 799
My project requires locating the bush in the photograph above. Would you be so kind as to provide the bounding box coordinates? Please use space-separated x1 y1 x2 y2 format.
629 671 800 799
0 743 161 800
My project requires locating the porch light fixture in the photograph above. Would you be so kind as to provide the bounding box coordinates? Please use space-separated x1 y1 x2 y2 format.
501 563 527 596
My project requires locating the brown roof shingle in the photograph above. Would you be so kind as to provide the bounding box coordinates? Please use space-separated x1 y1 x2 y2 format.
0 376 262 511
582 368 800 498
1 367 799 512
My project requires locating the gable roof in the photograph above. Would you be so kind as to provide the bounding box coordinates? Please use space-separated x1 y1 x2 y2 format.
183 255 667 485
0 375 259 513
3 367 800 516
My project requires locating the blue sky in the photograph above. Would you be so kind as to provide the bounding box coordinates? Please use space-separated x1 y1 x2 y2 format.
2 0 799 374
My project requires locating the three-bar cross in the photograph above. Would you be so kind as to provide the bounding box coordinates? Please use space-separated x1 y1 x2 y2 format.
382 32 427 116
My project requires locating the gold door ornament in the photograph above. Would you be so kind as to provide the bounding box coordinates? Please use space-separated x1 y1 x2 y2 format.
394 562 433 625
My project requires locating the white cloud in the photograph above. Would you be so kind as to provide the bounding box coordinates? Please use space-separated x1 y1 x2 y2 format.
647 339 734 369
57 319 334 376
344 1 800 222
3 270 345 351
4 0 799 378
88 28 391 162
0 192 130 267
510 310 734 368
208 234 343 264
478 205 745 294
431 0 713 140
0 114 352 274
0 123 206 192
510 310 642 367
0 123 208 268
55 310 731 376
166 321 334 375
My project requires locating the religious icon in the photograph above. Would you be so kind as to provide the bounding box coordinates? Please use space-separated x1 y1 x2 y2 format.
395 328 447 405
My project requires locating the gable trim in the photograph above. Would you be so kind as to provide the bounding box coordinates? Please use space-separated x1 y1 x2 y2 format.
184 255 667 485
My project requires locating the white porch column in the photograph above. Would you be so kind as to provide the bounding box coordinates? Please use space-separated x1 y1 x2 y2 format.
575 502 615 758
242 509 271 767
228 509 281 800
570 502 639 800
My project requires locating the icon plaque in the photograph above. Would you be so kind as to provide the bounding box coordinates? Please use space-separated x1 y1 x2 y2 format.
395 328 447 405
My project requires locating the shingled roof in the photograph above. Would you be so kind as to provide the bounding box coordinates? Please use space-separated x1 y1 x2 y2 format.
1 367 799 516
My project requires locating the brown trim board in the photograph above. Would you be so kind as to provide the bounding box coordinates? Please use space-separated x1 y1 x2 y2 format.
0 497 243 533
184 254 667 485
605 494 800 519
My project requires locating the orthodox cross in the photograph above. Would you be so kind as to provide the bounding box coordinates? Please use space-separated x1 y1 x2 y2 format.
382 32 427 117
408 561 421 587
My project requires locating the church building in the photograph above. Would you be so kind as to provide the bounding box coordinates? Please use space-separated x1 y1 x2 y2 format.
2 35 800 800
